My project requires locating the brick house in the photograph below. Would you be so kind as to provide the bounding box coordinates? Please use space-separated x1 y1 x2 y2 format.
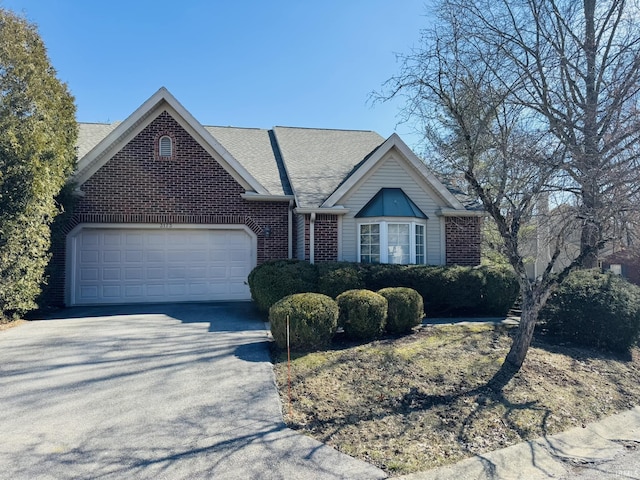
56 88 483 306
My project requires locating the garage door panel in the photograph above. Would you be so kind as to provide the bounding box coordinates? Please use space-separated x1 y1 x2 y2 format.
80 285 98 300
146 250 164 262
146 284 166 297
74 228 254 305
168 266 187 279
103 233 121 246
126 232 143 244
188 251 208 262
102 285 122 298
103 251 121 263
80 268 99 281
81 232 99 246
187 283 207 295
124 285 143 297
125 250 144 262
125 268 144 280
145 267 164 280
81 250 99 263
102 268 121 281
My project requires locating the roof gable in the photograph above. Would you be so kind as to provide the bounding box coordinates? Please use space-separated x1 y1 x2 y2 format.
74 87 268 194
322 133 467 211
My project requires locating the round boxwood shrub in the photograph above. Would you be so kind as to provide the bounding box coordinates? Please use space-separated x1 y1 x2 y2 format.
269 293 338 351
248 260 318 313
378 287 424 334
540 269 640 352
336 289 388 340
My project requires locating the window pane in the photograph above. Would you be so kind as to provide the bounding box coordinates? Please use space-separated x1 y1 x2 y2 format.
388 223 410 264
360 224 380 264
415 224 425 264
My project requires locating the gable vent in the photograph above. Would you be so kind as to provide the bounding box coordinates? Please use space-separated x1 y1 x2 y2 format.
159 136 173 157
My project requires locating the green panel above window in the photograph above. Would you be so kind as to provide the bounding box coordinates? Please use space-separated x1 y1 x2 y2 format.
355 188 428 219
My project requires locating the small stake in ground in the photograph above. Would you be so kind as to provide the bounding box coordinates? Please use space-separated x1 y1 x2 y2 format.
287 314 292 417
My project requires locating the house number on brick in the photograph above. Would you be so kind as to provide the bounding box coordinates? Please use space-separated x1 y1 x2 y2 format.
160 223 173 229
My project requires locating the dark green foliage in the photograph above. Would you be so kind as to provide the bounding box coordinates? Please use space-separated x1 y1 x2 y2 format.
378 287 424 333
540 270 640 353
362 264 518 317
477 266 521 316
248 260 318 313
0 9 77 318
269 293 339 351
37 183 78 309
250 260 518 318
317 262 366 298
336 289 388 340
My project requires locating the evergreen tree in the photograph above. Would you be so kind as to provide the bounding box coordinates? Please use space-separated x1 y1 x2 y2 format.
0 9 77 318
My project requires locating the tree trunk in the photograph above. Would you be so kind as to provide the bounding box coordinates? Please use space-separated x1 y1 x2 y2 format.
489 287 547 391
505 291 540 368
579 0 601 269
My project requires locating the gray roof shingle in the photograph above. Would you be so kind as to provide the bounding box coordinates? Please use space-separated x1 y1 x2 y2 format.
204 126 290 196
77 122 121 159
272 127 385 208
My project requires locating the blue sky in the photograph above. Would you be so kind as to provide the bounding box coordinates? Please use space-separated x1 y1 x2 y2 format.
2 1 432 149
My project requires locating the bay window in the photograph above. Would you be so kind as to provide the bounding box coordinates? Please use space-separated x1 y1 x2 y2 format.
358 221 426 264
356 188 428 265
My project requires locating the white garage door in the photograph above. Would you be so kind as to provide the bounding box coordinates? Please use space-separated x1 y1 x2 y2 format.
71 228 255 305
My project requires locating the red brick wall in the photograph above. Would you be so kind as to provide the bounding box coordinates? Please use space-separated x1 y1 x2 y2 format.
302 214 339 262
445 216 482 266
602 250 640 286
50 111 290 305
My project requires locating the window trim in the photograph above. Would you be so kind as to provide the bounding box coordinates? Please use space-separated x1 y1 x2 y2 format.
357 219 427 264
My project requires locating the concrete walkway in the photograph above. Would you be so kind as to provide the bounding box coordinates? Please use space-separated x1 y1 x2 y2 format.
0 303 385 480
398 406 640 479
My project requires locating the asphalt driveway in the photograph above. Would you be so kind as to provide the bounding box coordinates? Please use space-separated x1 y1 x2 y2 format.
0 303 385 480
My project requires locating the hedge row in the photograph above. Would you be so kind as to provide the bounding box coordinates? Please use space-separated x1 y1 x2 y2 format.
249 260 519 317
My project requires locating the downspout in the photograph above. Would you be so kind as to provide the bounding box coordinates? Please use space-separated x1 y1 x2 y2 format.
309 213 316 264
288 199 294 259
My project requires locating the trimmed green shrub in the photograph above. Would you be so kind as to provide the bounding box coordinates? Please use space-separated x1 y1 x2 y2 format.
269 293 339 351
540 269 640 352
249 260 518 318
479 265 521 316
317 262 366 298
248 260 318 313
378 287 424 333
336 289 388 340
362 264 519 317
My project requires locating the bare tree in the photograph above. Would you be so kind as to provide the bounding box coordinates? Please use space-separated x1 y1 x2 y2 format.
379 0 640 380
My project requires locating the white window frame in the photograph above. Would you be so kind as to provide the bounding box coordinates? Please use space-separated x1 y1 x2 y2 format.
357 219 427 264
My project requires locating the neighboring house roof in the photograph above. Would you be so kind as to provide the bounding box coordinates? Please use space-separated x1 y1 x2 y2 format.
74 87 480 215
77 122 121 159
